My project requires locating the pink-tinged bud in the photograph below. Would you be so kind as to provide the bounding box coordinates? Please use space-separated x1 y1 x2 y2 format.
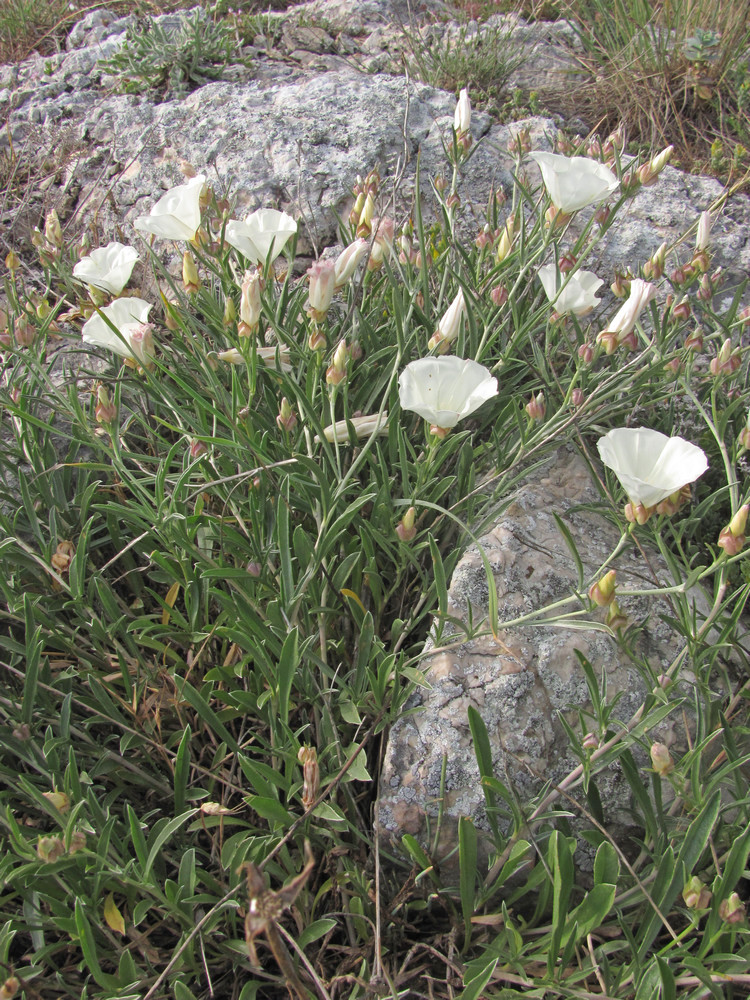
578 342 594 364
37 835 65 863
434 174 447 194
334 238 368 288
490 284 508 308
308 328 326 351
357 192 375 235
685 328 703 351
624 501 654 525
95 385 117 425
129 323 156 368
428 288 466 352
717 504 748 555
697 274 712 301
13 316 36 347
589 569 616 606
664 357 682 377
276 397 296 432
525 391 545 421
606 599 627 630
368 217 395 270
182 250 200 294
239 268 262 336
611 272 630 298
739 305 750 327
68 830 87 854
606 123 625 152
51 540 75 574
656 674 671 690
586 135 603 160
620 168 641 196
650 742 674 776
598 331 620 355
508 127 531 155
638 145 673 186
307 259 336 321
297 745 320 811
445 192 461 210
683 876 712 910
582 732 599 750
571 387 585 408
349 191 365 226
189 439 208 460
45 209 63 248
475 226 493 250
594 205 611 227
710 338 741 376
643 243 667 280
364 168 380 195
692 249 710 274
43 790 70 813
246 561 261 577
558 253 577 274
719 893 746 924
710 266 723 288
672 296 691 320
555 131 574 155
326 339 348 385
396 506 417 542
598 278 656 351
655 484 690 515
545 205 571 230
496 215 516 263
739 414 750 450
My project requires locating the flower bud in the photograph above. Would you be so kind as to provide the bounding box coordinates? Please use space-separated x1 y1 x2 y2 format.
611 272 630 298
571 387 584 408
0 976 20 1000
182 250 200 294
739 413 750 450
578 342 594 364
368 217 395 270
453 87 471 141
719 892 746 924
643 243 667 280
718 504 748 555
594 205 611 227
582 732 599 750
45 209 63 248
246 561 261 577
655 484 690 515
357 192 375 235
239 268 262 336
349 191 365 226
558 253 577 274
710 338 741 376
43 790 70 813
638 145 673 186
37 835 65 863
129 322 156 368
51 540 75 574
588 569 616 607
624 501 654 525
683 876 712 910
298 745 320 811
684 328 703 351
606 599 627 630
428 289 466 352
326 339 348 385
671 296 691 320
276 396 297 432
396 506 417 542
525 391 545 421
5 250 19 273
490 284 508 307
555 131 574 155
223 295 237 327
650 742 674 776
496 215 516 264
307 259 336 321
68 830 87 854
189 439 208 460
695 210 712 252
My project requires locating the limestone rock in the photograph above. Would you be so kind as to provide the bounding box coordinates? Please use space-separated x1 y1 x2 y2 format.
378 449 720 871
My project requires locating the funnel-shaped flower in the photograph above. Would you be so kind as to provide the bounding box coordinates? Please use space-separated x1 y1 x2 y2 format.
225 209 297 264
454 88 471 136
597 428 708 508
538 264 603 316
528 152 619 213
82 298 154 363
73 242 139 295
134 175 205 241
316 411 388 444
597 278 656 350
399 356 497 429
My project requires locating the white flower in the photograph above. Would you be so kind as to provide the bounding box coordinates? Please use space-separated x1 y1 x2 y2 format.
597 278 656 345
134 175 205 241
597 428 708 507
538 264 603 316
224 209 297 264
399 356 498 428
73 242 139 295
316 411 389 444
527 152 619 213
334 238 369 289
454 88 471 135
216 346 292 372
82 298 154 363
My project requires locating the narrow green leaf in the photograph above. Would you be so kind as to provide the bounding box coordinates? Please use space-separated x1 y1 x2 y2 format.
277 627 299 728
459 815 478 949
173 726 191 817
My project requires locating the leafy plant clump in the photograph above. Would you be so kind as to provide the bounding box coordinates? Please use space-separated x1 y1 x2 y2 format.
0 94 749 999
99 9 247 97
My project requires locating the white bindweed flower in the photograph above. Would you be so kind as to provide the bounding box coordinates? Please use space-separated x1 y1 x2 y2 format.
454 88 471 135
316 411 388 444
334 238 369 289
428 289 467 352
134 175 206 241
399 356 498 430
224 209 297 264
538 264 603 316
597 428 708 508
597 278 656 351
216 346 292 372
82 298 154 364
73 242 139 295
527 152 619 213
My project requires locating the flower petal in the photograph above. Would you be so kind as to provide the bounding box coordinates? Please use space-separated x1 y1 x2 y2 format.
134 175 205 241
